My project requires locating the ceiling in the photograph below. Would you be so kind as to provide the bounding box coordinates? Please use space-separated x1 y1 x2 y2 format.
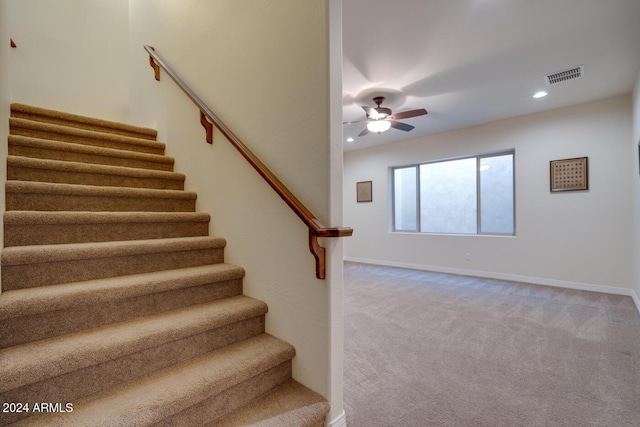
342 0 640 152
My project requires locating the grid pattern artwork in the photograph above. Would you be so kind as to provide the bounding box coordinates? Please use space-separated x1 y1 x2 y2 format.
550 157 588 192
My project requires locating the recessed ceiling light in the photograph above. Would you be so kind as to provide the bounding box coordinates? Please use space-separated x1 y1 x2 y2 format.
346 137 354 143
533 91 548 98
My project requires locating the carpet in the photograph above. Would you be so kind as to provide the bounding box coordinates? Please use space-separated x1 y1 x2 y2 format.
343 262 640 427
1 103 328 425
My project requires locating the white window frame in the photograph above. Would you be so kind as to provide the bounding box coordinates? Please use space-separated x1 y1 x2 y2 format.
391 150 515 236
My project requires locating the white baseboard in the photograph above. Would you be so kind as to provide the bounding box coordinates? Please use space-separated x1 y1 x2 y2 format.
632 289 640 315
345 257 639 309
326 410 346 427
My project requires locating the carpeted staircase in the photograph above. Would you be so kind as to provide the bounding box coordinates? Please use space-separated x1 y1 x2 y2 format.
0 104 329 426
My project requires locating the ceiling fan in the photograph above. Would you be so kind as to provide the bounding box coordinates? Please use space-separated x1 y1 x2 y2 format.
344 96 428 136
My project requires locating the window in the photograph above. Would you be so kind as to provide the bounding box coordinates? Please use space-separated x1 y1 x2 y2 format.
392 151 514 235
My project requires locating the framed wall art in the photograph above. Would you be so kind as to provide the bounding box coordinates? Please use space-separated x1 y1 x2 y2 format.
356 181 372 202
550 157 588 192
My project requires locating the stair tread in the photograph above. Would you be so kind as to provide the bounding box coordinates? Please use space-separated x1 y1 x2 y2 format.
3 210 210 225
7 155 185 181
0 264 244 320
2 105 309 427
10 117 165 152
5 180 197 199
9 134 174 165
10 334 294 427
215 379 329 427
1 236 225 266
3 211 212 247
1 296 269 393
11 103 158 140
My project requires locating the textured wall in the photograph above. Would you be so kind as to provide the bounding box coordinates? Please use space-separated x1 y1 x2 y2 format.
6 0 130 121
0 1 9 289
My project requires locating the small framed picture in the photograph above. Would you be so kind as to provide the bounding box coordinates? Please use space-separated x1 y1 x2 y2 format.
356 181 372 202
550 157 588 192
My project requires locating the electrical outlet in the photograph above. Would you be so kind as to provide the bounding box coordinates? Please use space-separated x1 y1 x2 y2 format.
465 252 471 261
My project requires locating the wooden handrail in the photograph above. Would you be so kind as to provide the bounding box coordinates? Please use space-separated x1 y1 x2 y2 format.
144 45 352 279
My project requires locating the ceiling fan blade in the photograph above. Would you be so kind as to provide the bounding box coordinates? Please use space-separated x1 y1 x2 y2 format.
362 106 381 120
390 121 415 132
343 119 370 125
358 127 370 137
389 108 428 120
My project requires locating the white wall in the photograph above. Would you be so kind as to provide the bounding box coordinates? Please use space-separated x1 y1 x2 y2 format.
0 1 10 290
6 0 130 122
127 0 345 418
632 72 640 308
345 95 633 293
326 0 347 423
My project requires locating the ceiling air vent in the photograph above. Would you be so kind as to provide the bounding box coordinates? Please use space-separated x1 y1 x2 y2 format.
544 65 584 85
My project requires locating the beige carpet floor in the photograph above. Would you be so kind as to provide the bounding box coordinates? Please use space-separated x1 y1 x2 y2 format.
343 262 640 427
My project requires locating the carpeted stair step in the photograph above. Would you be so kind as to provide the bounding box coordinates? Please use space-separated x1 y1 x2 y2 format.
8 334 296 427
7 155 186 190
0 297 270 425
9 134 175 171
5 181 197 212
1 104 322 427
9 117 165 155
1 236 225 290
214 378 330 427
4 211 210 246
11 103 158 140
0 263 245 348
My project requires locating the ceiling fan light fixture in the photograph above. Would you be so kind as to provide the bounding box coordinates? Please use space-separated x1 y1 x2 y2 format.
367 120 391 133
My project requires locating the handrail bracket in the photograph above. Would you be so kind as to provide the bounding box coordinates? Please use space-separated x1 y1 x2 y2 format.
148 47 160 81
309 231 326 280
200 111 214 144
